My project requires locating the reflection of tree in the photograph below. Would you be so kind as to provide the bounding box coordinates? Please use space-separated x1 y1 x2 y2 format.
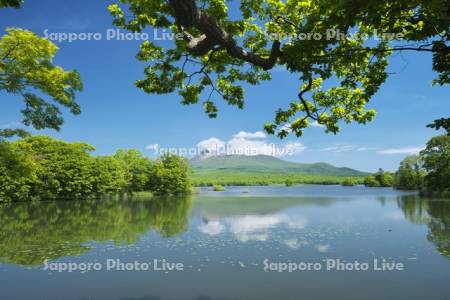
0 196 192 266
396 195 430 224
398 196 450 258
426 201 450 258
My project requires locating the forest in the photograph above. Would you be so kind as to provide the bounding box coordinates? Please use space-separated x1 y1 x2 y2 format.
0 135 192 203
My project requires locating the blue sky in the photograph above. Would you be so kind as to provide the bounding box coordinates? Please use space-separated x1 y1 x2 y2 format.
0 0 449 172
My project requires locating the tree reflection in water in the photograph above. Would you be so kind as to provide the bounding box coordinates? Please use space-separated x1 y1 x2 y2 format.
398 195 450 258
0 196 192 266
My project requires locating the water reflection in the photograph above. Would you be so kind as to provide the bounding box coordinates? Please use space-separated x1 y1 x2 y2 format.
199 214 308 242
398 196 450 258
0 196 192 266
1 190 449 269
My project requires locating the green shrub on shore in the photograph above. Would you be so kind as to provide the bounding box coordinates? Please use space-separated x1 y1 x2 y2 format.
364 169 394 187
213 184 226 191
393 155 425 191
148 153 192 196
420 134 450 197
341 179 356 186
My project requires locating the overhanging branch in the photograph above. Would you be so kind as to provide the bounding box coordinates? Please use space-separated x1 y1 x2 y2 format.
169 0 281 70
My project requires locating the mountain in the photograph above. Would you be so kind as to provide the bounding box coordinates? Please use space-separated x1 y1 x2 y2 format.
190 155 368 177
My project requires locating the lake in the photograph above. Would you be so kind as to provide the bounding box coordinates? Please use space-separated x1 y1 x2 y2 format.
0 185 449 300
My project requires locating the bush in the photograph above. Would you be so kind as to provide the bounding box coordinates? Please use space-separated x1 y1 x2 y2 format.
14 136 97 201
364 169 394 187
364 176 380 187
341 179 356 186
213 184 225 191
393 155 426 191
149 153 192 195
114 149 152 193
91 156 131 196
421 135 450 196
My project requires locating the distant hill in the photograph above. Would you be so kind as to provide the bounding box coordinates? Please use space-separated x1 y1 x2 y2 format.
190 155 368 177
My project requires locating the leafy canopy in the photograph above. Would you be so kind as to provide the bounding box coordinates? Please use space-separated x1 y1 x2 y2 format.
109 0 449 138
0 0 22 9
421 134 450 195
394 155 426 191
150 153 192 195
0 28 83 137
364 168 394 187
114 149 153 192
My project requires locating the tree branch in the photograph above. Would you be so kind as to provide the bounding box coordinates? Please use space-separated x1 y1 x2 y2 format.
298 77 318 121
169 0 281 70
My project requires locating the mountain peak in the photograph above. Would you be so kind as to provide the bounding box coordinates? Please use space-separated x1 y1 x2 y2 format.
190 154 368 176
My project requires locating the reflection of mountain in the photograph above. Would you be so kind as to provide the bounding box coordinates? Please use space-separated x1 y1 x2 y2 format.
0 197 192 266
192 196 338 218
398 196 450 258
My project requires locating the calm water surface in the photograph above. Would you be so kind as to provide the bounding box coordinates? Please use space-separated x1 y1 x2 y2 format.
0 185 449 300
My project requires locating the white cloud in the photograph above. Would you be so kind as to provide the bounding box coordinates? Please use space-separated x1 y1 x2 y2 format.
315 244 330 253
310 121 325 128
145 144 159 152
284 239 300 249
229 214 308 242
320 144 378 153
196 137 226 152
232 131 266 139
282 142 307 156
197 131 306 157
280 124 292 133
321 144 356 153
227 137 274 156
198 220 225 236
378 146 424 155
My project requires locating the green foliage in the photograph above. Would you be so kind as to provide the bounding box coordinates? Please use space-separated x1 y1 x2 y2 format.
192 170 364 186
364 175 380 187
0 136 192 202
0 141 37 203
114 149 153 192
341 178 356 186
213 184 225 191
91 156 131 196
109 0 449 138
285 179 293 186
0 0 22 8
394 155 426 191
14 136 97 201
150 153 192 195
0 28 82 136
364 168 394 187
428 118 450 135
421 135 450 196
